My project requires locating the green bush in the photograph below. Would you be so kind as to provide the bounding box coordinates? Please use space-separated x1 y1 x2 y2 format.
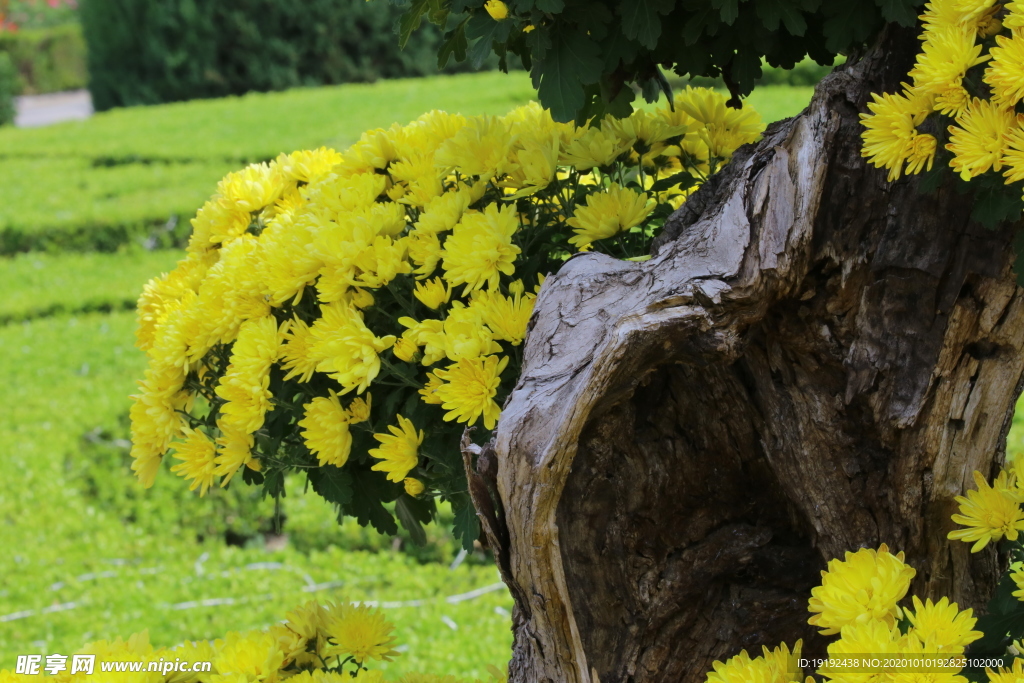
0 51 18 126
80 0 498 112
0 22 87 94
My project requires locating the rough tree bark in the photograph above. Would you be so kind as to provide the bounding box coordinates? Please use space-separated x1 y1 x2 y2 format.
465 24 1024 683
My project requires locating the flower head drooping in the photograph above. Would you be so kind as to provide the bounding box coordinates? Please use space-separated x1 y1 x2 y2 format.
807 544 916 635
368 415 423 483
170 426 218 496
299 392 353 468
948 470 1024 552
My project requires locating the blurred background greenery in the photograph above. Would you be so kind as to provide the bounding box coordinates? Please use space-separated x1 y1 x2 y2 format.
4 0 1011 678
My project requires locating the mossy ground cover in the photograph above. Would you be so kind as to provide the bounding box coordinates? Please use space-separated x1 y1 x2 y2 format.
0 75 828 675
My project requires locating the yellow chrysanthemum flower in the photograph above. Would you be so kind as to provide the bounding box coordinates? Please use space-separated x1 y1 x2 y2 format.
706 641 803 683
986 31 1024 106
348 395 371 423
213 425 258 486
217 162 285 214
413 277 452 310
419 371 444 405
299 392 353 468
673 87 765 160
434 355 509 430
947 98 1016 181
1000 120 1024 185
910 26 989 95
369 415 423 482
948 470 1024 552
441 203 521 293
170 426 218 496
212 630 284 682
860 87 933 181
308 303 396 394
905 595 982 653
807 544 916 635
567 184 655 250
559 126 631 170
435 116 515 180
323 603 399 664
987 657 1024 683
818 619 902 681
473 288 536 345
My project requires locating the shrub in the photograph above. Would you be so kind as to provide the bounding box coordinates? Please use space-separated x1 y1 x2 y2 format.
0 51 18 125
0 22 87 94
79 0 499 112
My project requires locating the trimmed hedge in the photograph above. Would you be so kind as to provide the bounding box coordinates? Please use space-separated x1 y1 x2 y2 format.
0 52 18 125
80 0 495 112
0 23 88 94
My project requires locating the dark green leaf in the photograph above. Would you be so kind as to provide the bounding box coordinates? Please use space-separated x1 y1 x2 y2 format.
878 0 920 25
971 185 1024 230
650 170 697 192
535 28 603 122
399 0 430 50
452 495 481 551
618 0 673 50
467 11 511 69
711 0 740 24
822 1 880 53
535 0 565 11
755 0 809 36
241 466 263 487
395 495 434 546
307 465 353 506
1014 229 1024 288
438 20 470 68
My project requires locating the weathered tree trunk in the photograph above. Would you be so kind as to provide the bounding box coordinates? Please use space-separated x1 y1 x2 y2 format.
467 24 1024 683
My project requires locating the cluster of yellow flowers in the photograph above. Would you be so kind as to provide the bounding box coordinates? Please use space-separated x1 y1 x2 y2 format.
706 545 984 683
129 89 763 529
861 0 1024 189
0 599 504 683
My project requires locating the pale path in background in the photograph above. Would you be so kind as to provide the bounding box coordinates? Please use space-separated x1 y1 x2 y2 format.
15 89 93 127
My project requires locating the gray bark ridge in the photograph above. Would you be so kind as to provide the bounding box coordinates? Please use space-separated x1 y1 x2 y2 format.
481 25 1024 683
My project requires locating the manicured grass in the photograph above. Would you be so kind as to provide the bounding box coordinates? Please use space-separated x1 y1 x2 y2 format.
0 249 183 321
0 310 512 676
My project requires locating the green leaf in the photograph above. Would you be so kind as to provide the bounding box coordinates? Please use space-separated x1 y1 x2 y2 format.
452 495 481 551
438 19 470 69
618 0 673 50
650 170 697 192
399 0 430 50
822 1 880 52
878 0 920 26
755 0 809 36
395 495 434 546
307 465 353 506
971 185 1024 230
535 0 565 11
535 27 603 122
711 0 740 24
466 11 511 69
681 4 721 46
1014 229 1024 289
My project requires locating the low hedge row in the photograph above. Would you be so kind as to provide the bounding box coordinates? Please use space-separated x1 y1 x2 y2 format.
80 0 497 111
0 22 87 94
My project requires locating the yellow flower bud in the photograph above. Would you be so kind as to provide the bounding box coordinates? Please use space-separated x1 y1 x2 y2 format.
404 477 425 496
484 0 509 20
348 395 372 423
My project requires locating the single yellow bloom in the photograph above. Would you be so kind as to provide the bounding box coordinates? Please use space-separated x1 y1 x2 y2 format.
807 544 916 635
434 355 509 430
323 603 399 664
298 391 353 468
170 426 218 496
369 415 423 482
948 470 1024 552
